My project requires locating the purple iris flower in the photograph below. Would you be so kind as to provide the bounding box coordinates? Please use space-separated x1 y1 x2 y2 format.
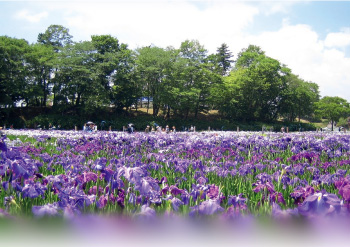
180 192 190 205
91 157 107 171
190 184 208 201
196 176 207 185
336 169 347 177
0 160 10 176
3 180 23 192
336 177 350 201
298 192 341 217
135 177 160 196
207 184 219 200
149 192 162 205
117 189 125 208
252 181 275 194
171 197 184 211
11 159 31 179
228 194 247 210
121 166 144 184
290 185 315 204
293 164 304 175
0 135 7 153
88 185 104 196
58 187 94 214
97 195 108 209
161 185 169 196
80 171 98 184
334 176 350 190
270 192 286 205
256 173 272 183
339 185 350 201
169 185 185 196
128 192 136 206
280 175 291 189
101 168 114 182
22 182 47 199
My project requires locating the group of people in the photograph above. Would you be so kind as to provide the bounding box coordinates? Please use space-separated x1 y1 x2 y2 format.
81 121 192 133
144 125 176 133
83 122 97 132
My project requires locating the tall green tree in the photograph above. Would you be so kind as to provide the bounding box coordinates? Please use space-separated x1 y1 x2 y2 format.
91 35 122 106
38 25 73 52
35 25 73 107
316 96 350 131
53 41 96 112
175 40 212 119
135 45 173 116
280 74 320 122
218 45 289 121
216 43 233 76
25 43 56 107
110 45 141 111
0 36 30 107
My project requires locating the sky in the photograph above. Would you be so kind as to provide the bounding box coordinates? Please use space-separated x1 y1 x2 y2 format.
1 0 350 101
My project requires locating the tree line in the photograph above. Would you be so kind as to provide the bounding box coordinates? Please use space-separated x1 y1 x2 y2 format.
1 25 349 125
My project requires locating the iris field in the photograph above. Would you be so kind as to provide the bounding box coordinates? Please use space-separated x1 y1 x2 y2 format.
1 129 350 246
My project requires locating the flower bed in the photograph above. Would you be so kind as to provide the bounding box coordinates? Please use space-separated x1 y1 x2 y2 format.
1 129 350 246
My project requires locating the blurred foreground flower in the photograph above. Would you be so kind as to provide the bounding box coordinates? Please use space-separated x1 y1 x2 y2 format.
298 192 341 217
272 203 298 220
189 199 224 216
32 203 59 217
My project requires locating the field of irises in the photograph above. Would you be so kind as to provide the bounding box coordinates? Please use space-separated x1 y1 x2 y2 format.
1 129 350 246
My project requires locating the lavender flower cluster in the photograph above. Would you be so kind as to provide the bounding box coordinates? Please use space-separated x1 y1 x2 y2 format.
1 129 350 223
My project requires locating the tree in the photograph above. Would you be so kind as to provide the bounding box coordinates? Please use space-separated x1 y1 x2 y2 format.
135 45 173 116
110 45 141 111
38 25 73 52
35 25 73 107
316 96 350 131
91 35 122 107
175 40 214 119
222 45 289 122
280 74 320 122
0 36 30 107
53 41 96 112
25 43 56 107
216 43 233 76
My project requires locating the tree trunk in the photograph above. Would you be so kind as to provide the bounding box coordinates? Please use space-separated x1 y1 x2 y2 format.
166 106 171 119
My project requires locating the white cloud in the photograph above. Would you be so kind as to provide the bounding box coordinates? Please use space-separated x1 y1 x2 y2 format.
15 9 48 23
258 1 299 15
239 23 350 101
324 30 350 48
39 1 259 52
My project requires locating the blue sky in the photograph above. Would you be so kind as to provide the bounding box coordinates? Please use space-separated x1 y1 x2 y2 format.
1 0 350 101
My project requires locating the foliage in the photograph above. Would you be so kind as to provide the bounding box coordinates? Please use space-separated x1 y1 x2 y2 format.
315 96 350 131
1 26 348 127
